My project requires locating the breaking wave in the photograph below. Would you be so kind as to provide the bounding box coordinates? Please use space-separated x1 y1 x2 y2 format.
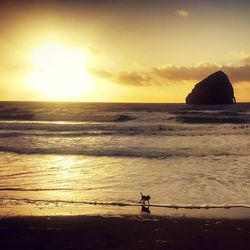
0 146 184 158
173 116 247 124
0 111 135 123
0 145 248 159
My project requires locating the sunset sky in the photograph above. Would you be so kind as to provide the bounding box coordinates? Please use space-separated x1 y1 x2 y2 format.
0 0 250 102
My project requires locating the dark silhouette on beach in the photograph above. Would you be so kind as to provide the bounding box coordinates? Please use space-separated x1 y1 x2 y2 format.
139 192 151 204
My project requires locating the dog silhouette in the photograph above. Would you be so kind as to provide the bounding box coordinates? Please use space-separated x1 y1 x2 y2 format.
140 192 151 204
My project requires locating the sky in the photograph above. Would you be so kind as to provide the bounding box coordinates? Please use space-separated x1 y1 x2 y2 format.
0 0 250 102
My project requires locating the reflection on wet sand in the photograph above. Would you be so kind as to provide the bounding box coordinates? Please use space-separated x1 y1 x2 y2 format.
141 204 151 214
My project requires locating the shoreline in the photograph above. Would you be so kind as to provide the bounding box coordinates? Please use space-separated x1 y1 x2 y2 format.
1 214 250 250
1 202 250 219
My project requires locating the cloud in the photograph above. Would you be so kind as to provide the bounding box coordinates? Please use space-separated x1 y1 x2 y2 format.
222 64 250 82
240 54 250 64
151 63 250 83
87 45 100 55
3 57 249 87
88 67 156 86
87 67 112 79
89 62 250 86
175 9 189 18
0 62 41 73
151 63 220 81
115 70 153 86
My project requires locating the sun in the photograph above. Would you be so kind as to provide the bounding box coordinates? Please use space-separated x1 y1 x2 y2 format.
27 43 92 100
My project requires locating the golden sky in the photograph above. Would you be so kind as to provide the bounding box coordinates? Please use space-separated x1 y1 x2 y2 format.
0 0 250 102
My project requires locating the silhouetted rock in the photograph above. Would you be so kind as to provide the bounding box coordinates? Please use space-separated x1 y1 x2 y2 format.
186 71 236 105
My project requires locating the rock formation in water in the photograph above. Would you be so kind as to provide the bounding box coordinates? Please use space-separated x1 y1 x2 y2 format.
186 71 236 105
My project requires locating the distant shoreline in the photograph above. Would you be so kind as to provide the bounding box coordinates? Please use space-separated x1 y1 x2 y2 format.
0 100 250 104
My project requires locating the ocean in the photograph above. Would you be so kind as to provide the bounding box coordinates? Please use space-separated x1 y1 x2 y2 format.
0 102 249 216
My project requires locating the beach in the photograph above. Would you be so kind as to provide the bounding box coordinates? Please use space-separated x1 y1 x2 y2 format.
1 213 250 250
0 102 249 249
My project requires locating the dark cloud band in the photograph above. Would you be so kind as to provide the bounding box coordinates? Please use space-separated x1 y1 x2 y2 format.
90 62 250 86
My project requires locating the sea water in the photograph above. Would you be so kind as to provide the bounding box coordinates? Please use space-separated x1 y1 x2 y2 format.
0 102 249 216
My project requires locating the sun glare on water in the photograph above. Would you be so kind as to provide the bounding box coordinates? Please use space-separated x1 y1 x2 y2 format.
27 44 92 100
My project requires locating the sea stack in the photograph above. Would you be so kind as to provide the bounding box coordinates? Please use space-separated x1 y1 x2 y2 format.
186 71 236 105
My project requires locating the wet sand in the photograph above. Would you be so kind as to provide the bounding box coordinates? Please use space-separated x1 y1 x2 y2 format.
1 214 250 250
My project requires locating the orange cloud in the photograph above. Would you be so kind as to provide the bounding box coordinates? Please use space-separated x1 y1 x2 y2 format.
151 63 220 81
241 54 250 64
89 62 250 86
115 70 153 86
87 45 100 55
175 9 189 18
87 68 112 79
2 59 249 87
223 64 250 82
